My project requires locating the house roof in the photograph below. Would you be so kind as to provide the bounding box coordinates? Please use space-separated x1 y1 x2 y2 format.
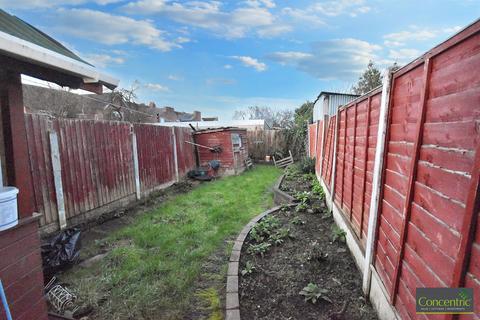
0 9 118 90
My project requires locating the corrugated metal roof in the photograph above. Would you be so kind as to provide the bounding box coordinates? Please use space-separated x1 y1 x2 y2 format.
0 9 90 65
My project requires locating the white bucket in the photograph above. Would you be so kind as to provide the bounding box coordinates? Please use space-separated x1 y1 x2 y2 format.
0 187 19 232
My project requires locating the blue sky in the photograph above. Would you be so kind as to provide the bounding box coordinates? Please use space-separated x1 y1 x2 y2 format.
2 0 479 119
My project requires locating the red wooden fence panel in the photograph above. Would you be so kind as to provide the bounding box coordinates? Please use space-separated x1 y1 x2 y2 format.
330 90 382 246
315 120 323 177
308 123 317 158
373 25 480 319
24 114 57 228
57 119 135 219
321 116 336 188
175 126 196 177
134 124 175 192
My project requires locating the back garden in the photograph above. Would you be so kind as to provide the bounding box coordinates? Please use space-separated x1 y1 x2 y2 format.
59 165 281 319
56 162 377 319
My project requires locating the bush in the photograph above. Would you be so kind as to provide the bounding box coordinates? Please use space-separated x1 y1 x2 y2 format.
298 157 315 174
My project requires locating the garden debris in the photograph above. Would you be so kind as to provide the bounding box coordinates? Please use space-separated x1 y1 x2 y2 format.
42 228 82 276
45 277 79 318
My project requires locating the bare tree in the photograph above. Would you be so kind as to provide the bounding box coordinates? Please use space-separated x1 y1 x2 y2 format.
233 106 293 128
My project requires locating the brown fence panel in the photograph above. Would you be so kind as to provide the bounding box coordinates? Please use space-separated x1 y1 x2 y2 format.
24 114 58 228
308 123 317 158
373 25 480 319
315 120 323 176
57 119 135 219
246 129 286 160
330 90 382 246
175 126 196 176
321 116 336 188
135 124 175 192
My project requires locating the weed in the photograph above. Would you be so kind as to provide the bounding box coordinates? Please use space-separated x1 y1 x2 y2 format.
298 157 316 174
295 191 311 204
241 261 256 276
280 204 290 212
195 288 222 320
311 180 324 198
291 216 304 225
306 241 328 262
247 242 271 257
299 283 332 304
250 216 280 242
295 202 308 213
331 225 347 243
270 228 291 245
322 210 332 220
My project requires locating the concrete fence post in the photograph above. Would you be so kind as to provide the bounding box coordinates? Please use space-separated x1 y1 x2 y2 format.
131 129 141 200
319 114 328 179
49 128 67 230
172 127 179 182
329 108 341 204
362 69 393 294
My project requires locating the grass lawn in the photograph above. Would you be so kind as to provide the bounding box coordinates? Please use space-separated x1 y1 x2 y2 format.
63 165 281 319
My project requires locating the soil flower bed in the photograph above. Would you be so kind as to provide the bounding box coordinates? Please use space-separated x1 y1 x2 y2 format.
239 166 378 319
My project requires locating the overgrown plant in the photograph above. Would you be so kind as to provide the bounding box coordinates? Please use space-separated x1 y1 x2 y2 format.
331 225 347 243
299 283 332 304
299 157 316 174
241 261 256 276
311 180 324 199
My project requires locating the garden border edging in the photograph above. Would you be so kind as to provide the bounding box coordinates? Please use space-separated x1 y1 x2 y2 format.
225 204 296 320
272 174 295 205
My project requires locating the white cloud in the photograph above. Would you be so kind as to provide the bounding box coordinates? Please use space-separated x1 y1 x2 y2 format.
145 83 170 92
244 0 276 8
0 0 122 8
206 78 236 85
310 0 371 17
123 0 290 39
383 25 463 47
257 24 293 38
83 53 125 68
167 74 183 81
53 9 182 51
388 48 421 62
281 7 326 27
267 51 313 65
268 38 382 80
283 0 370 26
224 64 233 69
231 56 267 72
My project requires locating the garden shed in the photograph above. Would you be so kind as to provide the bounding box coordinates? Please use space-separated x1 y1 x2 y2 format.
194 127 249 176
